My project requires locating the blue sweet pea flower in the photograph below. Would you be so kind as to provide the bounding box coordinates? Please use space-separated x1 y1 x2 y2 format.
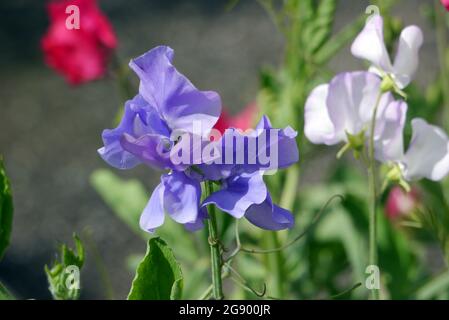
98 46 299 233
98 46 221 170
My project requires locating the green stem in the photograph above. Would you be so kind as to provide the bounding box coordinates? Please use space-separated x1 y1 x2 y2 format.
263 165 300 298
205 181 224 300
367 91 383 300
266 232 285 297
280 165 300 210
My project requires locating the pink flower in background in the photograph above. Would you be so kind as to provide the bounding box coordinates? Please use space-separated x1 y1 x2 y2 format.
213 102 258 134
441 0 449 11
385 187 420 220
41 0 117 85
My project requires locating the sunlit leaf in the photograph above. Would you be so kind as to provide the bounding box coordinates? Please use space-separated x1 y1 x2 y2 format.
128 237 183 300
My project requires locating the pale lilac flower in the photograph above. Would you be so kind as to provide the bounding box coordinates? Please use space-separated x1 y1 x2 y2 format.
351 15 423 89
384 119 449 182
304 71 407 161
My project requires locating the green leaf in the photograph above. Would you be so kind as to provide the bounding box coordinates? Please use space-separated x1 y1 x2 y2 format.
0 281 14 300
0 156 13 261
90 169 149 237
128 237 183 300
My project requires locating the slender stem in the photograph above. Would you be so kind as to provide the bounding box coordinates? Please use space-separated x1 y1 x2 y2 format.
265 232 285 297
279 164 300 210
240 194 343 254
264 164 300 298
198 268 230 300
367 92 383 300
205 181 224 300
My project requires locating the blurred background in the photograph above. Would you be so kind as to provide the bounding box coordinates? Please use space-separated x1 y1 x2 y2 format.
0 0 439 299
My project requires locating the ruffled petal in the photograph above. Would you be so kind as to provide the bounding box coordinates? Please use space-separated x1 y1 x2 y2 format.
202 172 267 218
392 25 423 89
162 171 202 224
120 133 182 171
351 15 393 72
327 72 382 139
401 119 449 181
245 193 294 230
139 183 165 233
374 100 407 162
253 116 299 170
129 46 221 135
198 115 299 178
304 84 340 145
98 95 151 169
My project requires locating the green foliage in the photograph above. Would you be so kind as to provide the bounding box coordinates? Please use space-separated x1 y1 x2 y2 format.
0 156 13 261
415 269 449 299
257 0 363 132
0 281 14 300
90 169 149 236
128 237 183 300
45 234 85 300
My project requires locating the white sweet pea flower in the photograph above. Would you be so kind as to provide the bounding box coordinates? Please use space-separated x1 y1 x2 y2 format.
304 71 407 160
351 15 423 90
383 119 449 182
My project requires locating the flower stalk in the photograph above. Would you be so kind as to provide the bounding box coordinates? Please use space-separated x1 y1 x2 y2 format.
367 90 384 300
205 181 224 300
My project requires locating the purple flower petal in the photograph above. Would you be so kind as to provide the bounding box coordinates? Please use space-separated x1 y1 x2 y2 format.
253 115 299 170
202 172 267 218
184 207 208 232
129 46 221 136
98 96 147 169
120 133 183 171
98 94 171 170
245 193 294 231
139 183 165 233
198 115 299 178
162 171 202 224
